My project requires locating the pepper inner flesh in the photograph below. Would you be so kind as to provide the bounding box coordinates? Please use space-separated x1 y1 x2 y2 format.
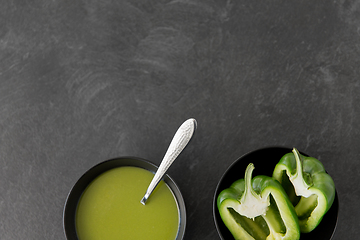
280 170 300 206
295 194 318 221
264 194 286 235
279 170 319 222
227 194 287 240
228 208 269 240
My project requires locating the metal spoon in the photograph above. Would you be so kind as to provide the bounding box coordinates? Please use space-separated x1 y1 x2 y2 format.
140 118 197 205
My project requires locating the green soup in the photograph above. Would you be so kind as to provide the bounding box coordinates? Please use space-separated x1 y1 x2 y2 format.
76 166 179 240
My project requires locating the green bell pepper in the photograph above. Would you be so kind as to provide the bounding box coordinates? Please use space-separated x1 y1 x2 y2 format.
272 148 335 233
217 163 300 240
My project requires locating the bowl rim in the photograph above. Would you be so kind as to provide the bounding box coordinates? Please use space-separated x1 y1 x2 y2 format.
212 146 339 240
63 156 186 240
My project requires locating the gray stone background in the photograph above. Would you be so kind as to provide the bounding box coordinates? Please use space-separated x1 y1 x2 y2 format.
1 0 359 239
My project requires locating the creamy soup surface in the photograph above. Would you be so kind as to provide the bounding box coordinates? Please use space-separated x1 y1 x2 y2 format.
76 166 179 240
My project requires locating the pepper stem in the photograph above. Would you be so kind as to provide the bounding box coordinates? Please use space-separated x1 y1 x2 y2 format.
293 148 305 179
290 148 312 197
238 163 269 219
242 163 257 202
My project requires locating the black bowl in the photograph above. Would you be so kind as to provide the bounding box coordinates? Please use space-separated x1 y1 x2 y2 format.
64 157 186 240
213 146 339 240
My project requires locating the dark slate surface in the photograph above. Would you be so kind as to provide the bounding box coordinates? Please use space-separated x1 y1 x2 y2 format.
1 0 359 239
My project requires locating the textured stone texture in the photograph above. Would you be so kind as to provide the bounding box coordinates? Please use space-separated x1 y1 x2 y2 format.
1 0 359 239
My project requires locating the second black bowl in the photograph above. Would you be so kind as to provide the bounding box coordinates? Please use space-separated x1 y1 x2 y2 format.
213 146 339 240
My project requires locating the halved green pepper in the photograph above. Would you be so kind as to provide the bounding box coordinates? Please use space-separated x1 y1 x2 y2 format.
217 163 300 240
272 148 335 233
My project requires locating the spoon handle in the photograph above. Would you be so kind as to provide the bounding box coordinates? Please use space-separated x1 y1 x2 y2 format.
141 118 197 205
